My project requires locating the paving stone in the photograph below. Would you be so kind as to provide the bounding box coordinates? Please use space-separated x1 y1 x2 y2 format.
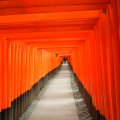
19 63 92 120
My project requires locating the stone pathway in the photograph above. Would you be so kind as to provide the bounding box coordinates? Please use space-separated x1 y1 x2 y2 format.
19 63 92 120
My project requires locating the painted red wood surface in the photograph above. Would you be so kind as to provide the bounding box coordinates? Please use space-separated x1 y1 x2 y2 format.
0 0 120 120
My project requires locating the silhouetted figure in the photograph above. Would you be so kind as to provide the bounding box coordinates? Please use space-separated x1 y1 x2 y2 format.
63 57 67 63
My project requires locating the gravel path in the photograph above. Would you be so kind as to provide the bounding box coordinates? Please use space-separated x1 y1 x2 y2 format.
19 63 92 120
70 74 92 120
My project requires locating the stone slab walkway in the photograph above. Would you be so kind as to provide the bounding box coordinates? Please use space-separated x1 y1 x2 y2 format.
20 63 91 120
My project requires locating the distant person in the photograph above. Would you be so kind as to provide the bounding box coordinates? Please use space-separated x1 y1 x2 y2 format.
63 58 67 63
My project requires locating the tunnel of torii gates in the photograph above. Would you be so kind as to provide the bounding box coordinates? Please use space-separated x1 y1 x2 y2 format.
0 0 120 120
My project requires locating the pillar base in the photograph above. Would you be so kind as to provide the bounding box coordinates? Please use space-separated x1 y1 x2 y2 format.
74 73 106 120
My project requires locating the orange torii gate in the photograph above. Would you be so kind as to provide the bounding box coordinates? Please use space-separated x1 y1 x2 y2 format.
0 0 120 120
